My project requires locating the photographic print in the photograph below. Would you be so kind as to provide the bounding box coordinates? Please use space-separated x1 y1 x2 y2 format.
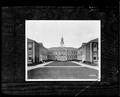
1 4 118 96
25 20 101 81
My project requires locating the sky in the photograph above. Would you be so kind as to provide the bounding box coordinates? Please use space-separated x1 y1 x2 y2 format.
26 20 100 48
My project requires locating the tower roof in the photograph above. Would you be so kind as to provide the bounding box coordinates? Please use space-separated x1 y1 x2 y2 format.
60 36 64 47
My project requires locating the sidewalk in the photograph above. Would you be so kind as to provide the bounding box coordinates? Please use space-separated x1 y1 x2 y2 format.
72 61 99 70
27 61 53 71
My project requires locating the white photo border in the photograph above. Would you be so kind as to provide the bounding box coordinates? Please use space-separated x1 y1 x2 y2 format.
25 20 101 81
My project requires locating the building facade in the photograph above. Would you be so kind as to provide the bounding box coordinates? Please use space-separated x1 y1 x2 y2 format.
67 48 77 60
48 37 77 61
27 38 40 65
27 37 98 65
77 38 99 64
48 47 77 61
39 43 48 62
27 38 48 65
48 47 67 61
77 43 86 61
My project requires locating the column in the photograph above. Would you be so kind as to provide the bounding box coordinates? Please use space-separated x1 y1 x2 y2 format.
33 42 35 63
90 42 93 63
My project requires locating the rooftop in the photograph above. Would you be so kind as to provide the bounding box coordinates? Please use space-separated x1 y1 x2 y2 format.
87 38 98 43
48 47 77 50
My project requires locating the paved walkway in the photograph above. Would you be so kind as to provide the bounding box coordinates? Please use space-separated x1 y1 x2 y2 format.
27 61 53 71
27 61 99 71
27 61 99 80
45 61 81 66
28 66 98 80
71 61 99 70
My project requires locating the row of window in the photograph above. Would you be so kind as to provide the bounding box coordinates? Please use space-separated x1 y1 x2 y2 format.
54 52 77 55
67 56 77 59
54 51 77 54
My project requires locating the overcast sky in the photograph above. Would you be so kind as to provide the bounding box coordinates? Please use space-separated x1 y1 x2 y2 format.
26 20 100 48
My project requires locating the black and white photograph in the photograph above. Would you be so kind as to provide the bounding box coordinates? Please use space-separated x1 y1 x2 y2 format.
1 4 118 96
26 20 101 81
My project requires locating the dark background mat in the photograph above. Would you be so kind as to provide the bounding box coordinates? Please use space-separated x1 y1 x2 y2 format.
1 1 119 96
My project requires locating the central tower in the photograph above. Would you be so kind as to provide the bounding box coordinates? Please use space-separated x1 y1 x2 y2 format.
60 36 64 47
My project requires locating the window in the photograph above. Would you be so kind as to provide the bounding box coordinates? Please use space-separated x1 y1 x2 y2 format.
55 52 57 55
93 48 97 51
28 43 32 50
93 57 96 60
28 43 32 48
28 57 32 60
28 52 32 55
28 48 32 50
93 43 97 51
94 43 97 47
